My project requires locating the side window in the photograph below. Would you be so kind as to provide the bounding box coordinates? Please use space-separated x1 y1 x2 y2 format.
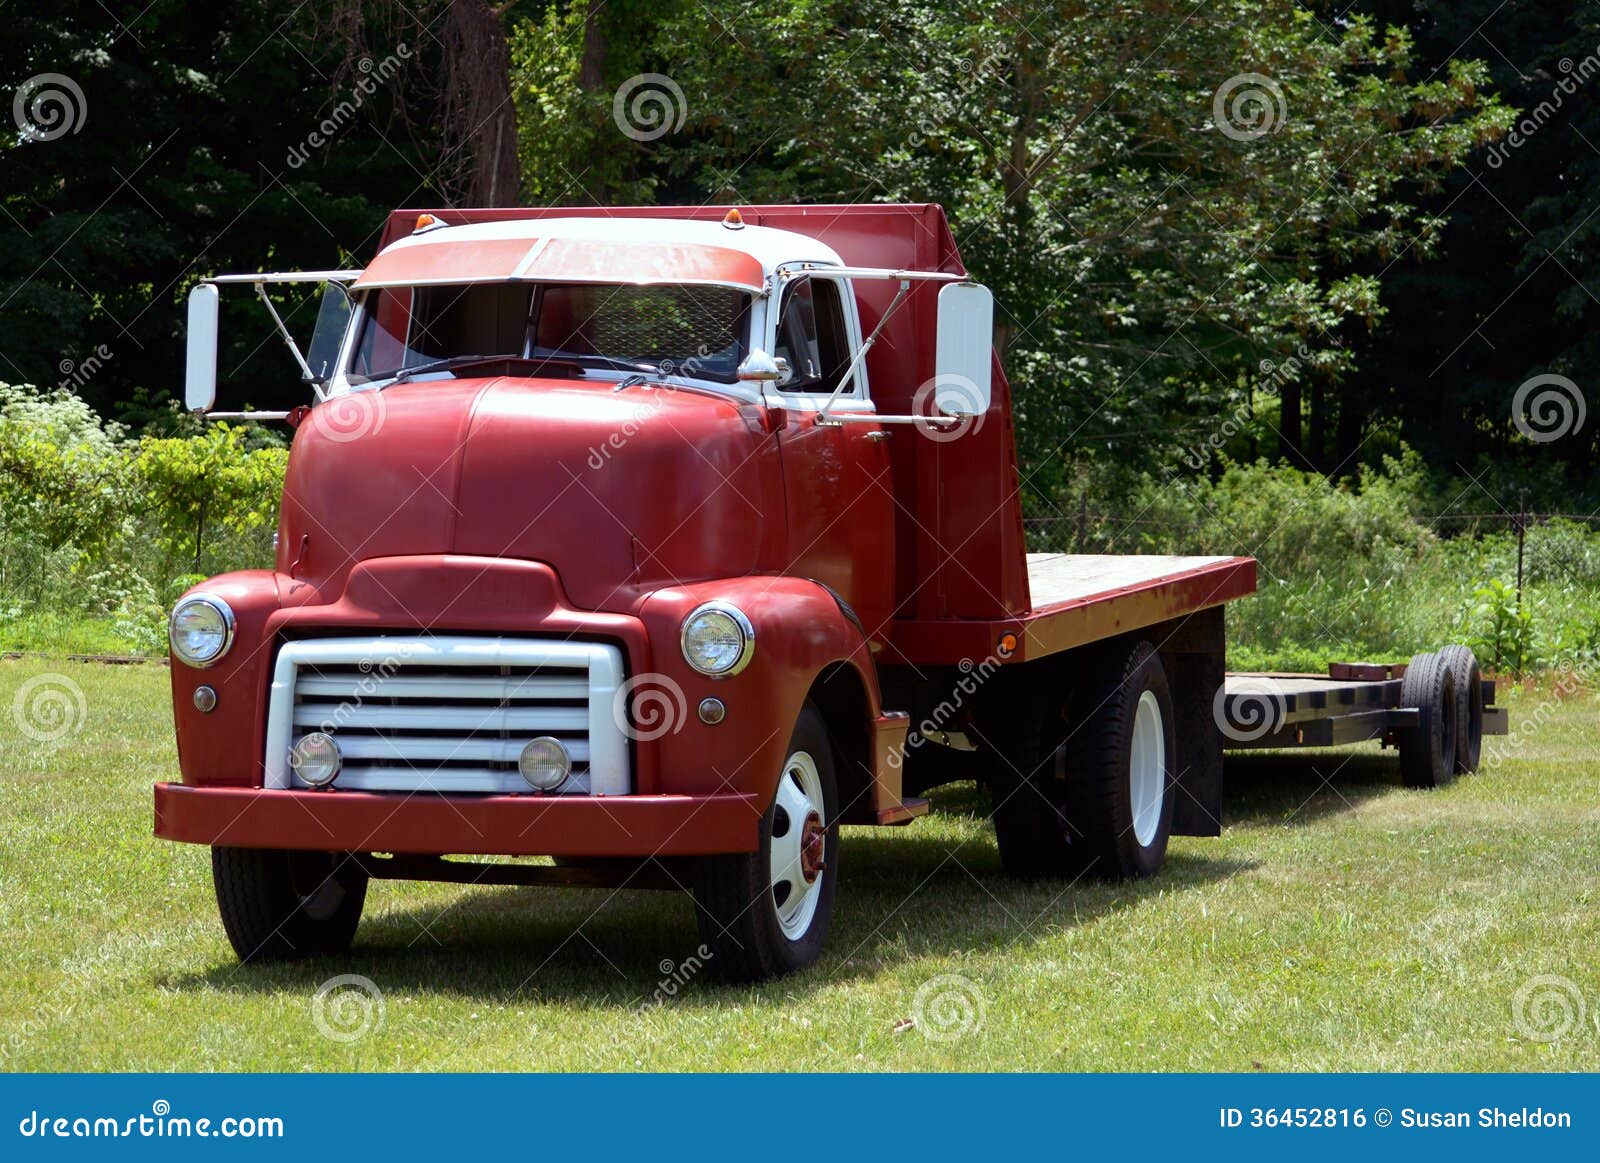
775 278 853 396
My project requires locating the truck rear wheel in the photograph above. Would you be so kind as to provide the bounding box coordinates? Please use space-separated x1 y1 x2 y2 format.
1397 651 1459 788
1437 644 1484 774
211 847 368 962
692 704 839 982
988 640 1177 880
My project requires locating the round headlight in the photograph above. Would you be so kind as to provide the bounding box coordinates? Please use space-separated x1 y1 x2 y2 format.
518 736 571 791
680 601 755 677
290 731 342 788
169 594 235 668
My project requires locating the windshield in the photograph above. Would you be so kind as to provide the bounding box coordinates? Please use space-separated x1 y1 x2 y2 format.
347 282 752 385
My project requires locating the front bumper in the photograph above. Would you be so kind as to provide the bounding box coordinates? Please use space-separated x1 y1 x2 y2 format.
153 782 763 857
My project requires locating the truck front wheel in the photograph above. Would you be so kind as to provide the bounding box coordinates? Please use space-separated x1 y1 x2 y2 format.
211 847 368 962
692 704 839 982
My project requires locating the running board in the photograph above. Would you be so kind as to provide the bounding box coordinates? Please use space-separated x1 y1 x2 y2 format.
875 797 930 826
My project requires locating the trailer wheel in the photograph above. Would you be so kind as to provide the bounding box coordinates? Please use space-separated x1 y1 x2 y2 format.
1437 644 1484 774
211 847 368 962
1397 652 1459 789
986 641 1176 880
692 703 839 982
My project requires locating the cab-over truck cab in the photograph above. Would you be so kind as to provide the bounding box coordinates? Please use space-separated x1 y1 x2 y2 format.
157 205 1255 980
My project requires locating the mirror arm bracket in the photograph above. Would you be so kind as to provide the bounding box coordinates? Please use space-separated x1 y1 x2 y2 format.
816 278 910 421
253 282 321 397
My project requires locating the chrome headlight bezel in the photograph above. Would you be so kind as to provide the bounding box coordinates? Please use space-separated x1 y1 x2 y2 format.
168 593 236 669
679 601 755 678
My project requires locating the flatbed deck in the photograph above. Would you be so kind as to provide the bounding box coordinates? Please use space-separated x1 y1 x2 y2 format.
887 553 1256 665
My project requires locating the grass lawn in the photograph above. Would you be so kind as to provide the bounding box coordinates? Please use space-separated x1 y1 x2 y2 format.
1 657 1596 1072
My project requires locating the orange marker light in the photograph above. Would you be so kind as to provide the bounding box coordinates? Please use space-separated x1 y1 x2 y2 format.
722 208 745 230
414 213 441 232
997 632 1018 658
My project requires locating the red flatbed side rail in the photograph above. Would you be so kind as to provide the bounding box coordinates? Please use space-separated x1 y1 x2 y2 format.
886 556 1256 666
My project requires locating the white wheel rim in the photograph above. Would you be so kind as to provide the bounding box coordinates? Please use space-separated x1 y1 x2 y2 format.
1129 689 1166 848
769 749 827 941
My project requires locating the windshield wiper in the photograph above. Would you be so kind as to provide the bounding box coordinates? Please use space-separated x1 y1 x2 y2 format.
565 354 661 374
387 354 585 385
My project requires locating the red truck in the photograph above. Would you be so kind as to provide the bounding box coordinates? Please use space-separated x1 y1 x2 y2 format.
157 203 1501 980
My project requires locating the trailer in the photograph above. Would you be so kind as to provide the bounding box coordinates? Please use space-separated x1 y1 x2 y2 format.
1220 649 1508 784
154 203 1510 981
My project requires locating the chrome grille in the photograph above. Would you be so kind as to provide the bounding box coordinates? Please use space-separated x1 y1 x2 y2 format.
263 636 629 795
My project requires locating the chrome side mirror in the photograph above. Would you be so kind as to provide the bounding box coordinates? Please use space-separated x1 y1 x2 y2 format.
185 283 220 413
737 349 782 382
933 282 994 415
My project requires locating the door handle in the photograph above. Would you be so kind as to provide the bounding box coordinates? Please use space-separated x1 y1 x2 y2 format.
866 430 892 442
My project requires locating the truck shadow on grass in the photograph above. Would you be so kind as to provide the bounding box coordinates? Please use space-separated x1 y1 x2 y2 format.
164 755 1399 1002
164 785 1260 1005
1221 749 1404 827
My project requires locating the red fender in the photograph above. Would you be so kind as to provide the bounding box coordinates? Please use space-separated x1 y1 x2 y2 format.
636 576 887 808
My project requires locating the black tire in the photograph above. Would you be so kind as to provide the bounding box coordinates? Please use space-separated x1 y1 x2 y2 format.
692 703 839 982
984 678 1076 880
1061 641 1178 878
987 641 1177 880
1397 652 1459 788
1437 644 1484 774
211 847 368 962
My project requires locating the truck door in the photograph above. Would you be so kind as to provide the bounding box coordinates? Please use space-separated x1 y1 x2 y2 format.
766 275 896 642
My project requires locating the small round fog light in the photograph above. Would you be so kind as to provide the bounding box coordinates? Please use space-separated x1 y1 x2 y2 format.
698 697 726 725
518 736 571 791
193 685 218 713
290 731 342 788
